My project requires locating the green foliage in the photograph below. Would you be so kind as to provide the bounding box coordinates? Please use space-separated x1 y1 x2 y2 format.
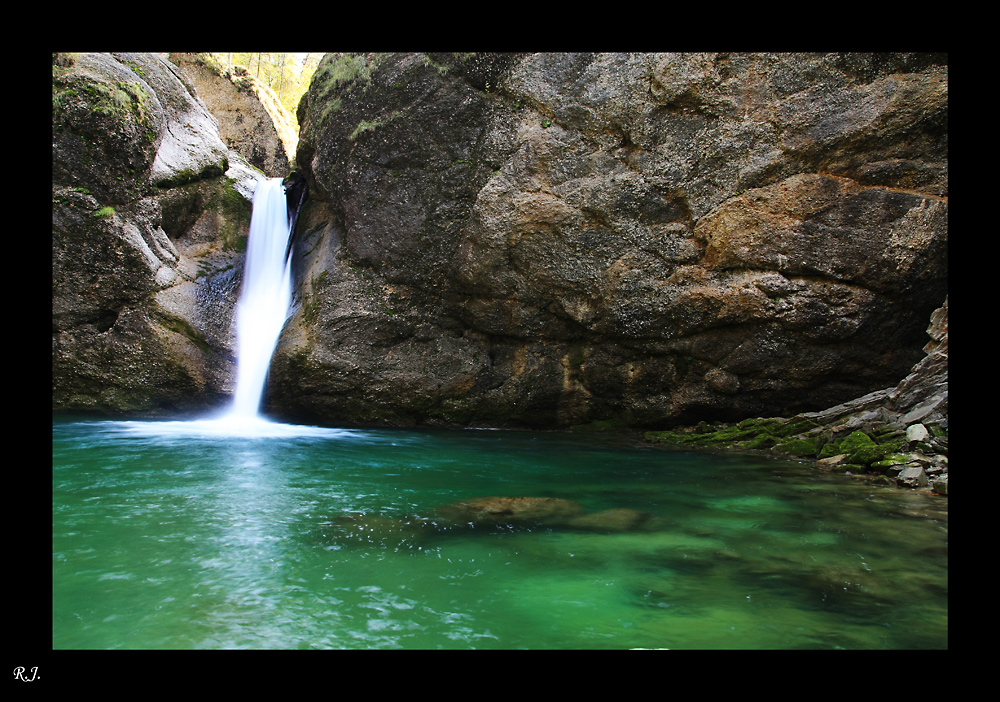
93 206 116 219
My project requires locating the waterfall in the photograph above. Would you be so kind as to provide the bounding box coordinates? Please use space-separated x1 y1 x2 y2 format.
108 176 341 438
228 177 293 420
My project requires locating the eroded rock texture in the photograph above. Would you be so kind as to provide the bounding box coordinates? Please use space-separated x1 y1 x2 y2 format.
268 52 947 429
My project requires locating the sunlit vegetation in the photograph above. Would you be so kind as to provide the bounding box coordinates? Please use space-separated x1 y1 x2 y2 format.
201 53 323 133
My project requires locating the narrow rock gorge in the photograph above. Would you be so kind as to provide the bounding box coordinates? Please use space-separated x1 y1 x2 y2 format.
52 52 947 439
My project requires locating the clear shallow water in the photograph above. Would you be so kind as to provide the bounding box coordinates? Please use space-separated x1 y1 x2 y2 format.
52 416 947 650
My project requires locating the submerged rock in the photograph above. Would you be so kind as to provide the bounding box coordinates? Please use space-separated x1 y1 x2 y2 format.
433 496 585 528
317 513 432 550
566 508 654 533
428 496 657 534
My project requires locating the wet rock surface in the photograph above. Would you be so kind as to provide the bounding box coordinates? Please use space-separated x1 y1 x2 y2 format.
432 496 587 528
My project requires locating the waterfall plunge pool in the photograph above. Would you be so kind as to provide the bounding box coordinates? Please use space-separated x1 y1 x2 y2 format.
52 415 947 650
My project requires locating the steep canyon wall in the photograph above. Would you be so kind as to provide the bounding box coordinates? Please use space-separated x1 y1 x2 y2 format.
268 52 947 429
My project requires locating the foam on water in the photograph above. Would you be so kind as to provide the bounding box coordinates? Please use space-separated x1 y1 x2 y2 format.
108 415 359 440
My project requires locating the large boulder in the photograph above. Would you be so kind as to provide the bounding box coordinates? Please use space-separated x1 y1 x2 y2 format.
268 52 947 429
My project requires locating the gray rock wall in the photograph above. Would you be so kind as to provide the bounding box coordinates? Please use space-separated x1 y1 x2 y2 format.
51 51 948 430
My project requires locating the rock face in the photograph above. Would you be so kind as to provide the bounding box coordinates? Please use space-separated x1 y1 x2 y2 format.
645 296 948 492
52 52 268 415
269 52 947 429
167 53 295 178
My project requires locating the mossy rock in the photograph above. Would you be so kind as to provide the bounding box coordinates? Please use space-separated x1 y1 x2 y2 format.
737 433 780 450
827 431 902 467
819 441 844 459
873 427 906 442
871 454 914 472
645 429 697 445
710 425 765 442
848 445 893 466
773 415 821 438
645 420 794 452
772 437 820 457
737 417 784 433
837 431 876 453
825 462 866 473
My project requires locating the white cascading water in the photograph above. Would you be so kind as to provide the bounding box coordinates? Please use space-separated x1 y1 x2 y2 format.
228 177 293 421
112 176 353 438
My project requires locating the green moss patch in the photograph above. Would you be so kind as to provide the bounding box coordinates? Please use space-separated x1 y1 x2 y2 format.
815 430 907 468
772 437 820 457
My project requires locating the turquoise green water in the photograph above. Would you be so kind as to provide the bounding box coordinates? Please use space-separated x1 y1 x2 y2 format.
52 416 947 650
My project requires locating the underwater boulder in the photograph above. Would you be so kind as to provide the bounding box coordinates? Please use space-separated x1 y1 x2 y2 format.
565 508 654 533
433 496 585 529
